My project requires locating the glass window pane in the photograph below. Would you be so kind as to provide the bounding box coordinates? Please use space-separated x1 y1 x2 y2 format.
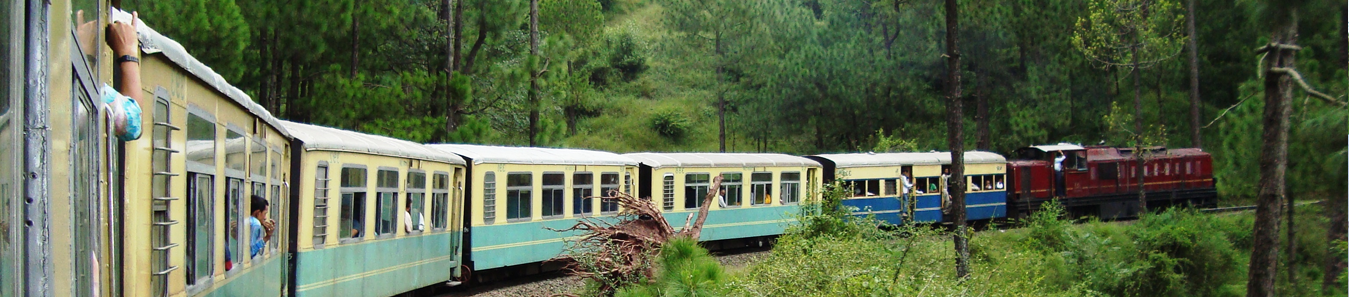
225 130 245 172
542 173 564 217
684 174 709 209
600 173 619 212
572 173 592 216
721 173 742 207
506 173 531 220
186 114 215 167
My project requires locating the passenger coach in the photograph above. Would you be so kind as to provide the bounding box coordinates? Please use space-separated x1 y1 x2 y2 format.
807 152 1007 224
286 122 468 296
125 11 295 297
425 144 637 280
625 153 822 248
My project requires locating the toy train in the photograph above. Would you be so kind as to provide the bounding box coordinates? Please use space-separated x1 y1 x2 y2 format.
3 4 1216 297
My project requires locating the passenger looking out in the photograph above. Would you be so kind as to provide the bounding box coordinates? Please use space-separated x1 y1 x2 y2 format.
1053 152 1066 198
717 189 728 208
900 171 914 196
983 180 992 191
995 176 1005 190
249 195 274 258
940 168 951 214
404 198 424 233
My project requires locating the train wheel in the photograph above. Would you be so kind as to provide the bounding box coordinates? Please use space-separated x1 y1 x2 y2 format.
456 264 473 285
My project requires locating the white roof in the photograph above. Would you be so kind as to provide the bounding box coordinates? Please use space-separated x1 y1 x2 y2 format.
426 144 636 166
282 121 465 165
624 153 821 168
1028 143 1086 152
113 9 290 138
813 151 1006 167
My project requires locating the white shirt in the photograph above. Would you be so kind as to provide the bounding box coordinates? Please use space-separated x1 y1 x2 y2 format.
1054 155 1066 171
900 175 914 195
404 211 424 232
996 181 1005 189
717 194 728 208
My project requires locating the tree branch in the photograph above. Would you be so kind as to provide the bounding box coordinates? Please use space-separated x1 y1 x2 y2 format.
1267 67 1348 108
1203 93 1255 128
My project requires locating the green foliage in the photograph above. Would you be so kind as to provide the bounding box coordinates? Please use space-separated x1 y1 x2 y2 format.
868 128 919 153
648 108 690 140
131 0 251 82
615 238 728 297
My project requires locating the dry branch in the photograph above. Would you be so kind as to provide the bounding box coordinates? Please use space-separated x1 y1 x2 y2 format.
547 176 724 295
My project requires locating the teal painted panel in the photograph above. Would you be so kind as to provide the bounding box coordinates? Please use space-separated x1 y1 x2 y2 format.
468 207 800 270
197 256 284 297
296 233 459 296
469 219 615 270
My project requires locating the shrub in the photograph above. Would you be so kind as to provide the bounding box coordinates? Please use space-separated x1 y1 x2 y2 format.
648 109 690 140
615 237 727 297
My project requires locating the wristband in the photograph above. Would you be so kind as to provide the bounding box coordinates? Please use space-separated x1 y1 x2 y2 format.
115 55 139 64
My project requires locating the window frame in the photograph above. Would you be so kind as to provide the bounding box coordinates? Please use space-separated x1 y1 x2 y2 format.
661 174 675 211
750 172 772 205
374 167 400 238
312 162 330 249
338 165 368 244
505 172 533 222
599 172 620 213
183 107 216 291
684 173 710 210
405 170 427 235
541 172 565 219
482 171 497 224
572 172 593 217
431 172 450 231
780 172 801 204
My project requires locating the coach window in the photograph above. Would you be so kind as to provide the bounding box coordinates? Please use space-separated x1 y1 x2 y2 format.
149 96 179 295
884 179 897 196
431 172 450 230
780 172 801 204
375 169 400 236
750 172 771 205
185 110 216 287
312 163 330 248
250 137 266 199
407 171 427 233
721 173 743 207
600 173 620 213
684 173 710 209
624 172 634 196
224 128 247 270
483 172 497 224
269 149 284 253
506 173 533 221
542 173 565 218
572 173 593 217
340 166 368 242
662 174 675 211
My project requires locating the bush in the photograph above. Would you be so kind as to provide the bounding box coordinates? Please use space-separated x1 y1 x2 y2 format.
648 109 690 141
615 237 727 297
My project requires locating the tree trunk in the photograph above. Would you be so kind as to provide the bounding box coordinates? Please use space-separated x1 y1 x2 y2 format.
1246 17 1297 297
462 5 489 74
270 29 282 116
716 34 726 153
1286 181 1296 285
976 71 990 151
944 0 969 279
1133 45 1147 213
453 0 464 71
288 58 303 122
350 0 360 79
443 0 457 138
528 0 539 146
1323 193 1347 293
259 29 274 115
1155 64 1165 130
1185 0 1202 148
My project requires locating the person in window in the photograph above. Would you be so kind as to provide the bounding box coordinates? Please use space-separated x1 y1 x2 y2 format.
249 195 274 258
404 198 424 233
350 218 363 238
97 11 144 141
995 176 1005 190
717 188 728 208
900 171 915 197
940 168 951 214
983 180 992 191
1053 152 1066 198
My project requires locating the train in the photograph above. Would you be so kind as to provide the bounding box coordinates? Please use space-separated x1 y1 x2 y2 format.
3 2 1218 297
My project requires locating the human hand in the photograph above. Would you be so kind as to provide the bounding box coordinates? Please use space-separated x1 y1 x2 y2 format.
105 11 138 56
262 219 276 233
75 10 99 55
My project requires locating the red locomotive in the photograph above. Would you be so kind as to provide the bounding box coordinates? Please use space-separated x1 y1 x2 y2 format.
1005 144 1218 219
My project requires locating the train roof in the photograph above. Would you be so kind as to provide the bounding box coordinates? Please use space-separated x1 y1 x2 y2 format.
282 121 466 165
426 144 636 166
1026 143 1086 152
114 9 291 138
811 151 1006 167
623 153 821 168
